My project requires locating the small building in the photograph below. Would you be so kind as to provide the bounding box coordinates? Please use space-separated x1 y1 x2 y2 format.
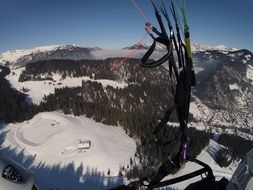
77 140 91 150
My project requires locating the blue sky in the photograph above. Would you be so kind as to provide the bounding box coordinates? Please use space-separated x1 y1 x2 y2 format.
0 0 252 52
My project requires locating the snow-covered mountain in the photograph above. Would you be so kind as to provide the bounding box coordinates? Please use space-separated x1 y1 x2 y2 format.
123 43 150 50
2 48 252 138
124 43 238 53
0 44 102 68
191 44 238 52
191 48 253 138
123 42 167 51
1 44 252 133
1 44 253 189
0 43 239 69
212 45 238 52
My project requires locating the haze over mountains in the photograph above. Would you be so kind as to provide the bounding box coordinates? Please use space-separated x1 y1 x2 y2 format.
0 43 239 67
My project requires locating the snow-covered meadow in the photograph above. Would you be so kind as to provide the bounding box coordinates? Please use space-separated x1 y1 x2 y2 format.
0 112 136 189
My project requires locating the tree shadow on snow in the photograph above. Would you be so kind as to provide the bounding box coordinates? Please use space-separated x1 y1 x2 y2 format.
0 128 124 190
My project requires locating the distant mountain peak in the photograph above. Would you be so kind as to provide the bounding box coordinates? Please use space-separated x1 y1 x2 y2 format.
191 43 238 52
123 42 150 50
123 42 167 51
212 45 238 52
124 43 238 53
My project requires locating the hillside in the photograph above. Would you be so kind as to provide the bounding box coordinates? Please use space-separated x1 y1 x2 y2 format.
0 45 253 189
0 112 135 189
3 48 253 138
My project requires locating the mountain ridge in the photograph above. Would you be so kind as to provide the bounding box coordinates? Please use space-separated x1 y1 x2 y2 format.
1 44 252 139
0 44 102 68
1 44 248 69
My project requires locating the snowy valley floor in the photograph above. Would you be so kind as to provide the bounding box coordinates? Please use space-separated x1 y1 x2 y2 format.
0 112 239 190
0 112 136 189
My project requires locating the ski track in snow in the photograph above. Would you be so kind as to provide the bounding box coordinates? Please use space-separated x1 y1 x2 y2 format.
0 112 136 189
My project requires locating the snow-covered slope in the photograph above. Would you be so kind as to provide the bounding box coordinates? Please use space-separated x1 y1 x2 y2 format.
0 111 240 190
168 139 238 190
0 112 136 189
123 43 150 50
191 44 238 52
0 45 60 63
246 64 253 84
6 67 128 104
1 44 252 189
123 42 166 51
4 45 253 138
124 43 238 53
0 44 98 68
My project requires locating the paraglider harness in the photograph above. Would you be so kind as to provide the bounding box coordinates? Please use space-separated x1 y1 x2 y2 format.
142 0 214 189
111 0 228 189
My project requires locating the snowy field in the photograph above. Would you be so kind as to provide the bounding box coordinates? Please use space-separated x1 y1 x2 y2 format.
0 112 239 190
6 67 128 104
0 112 136 189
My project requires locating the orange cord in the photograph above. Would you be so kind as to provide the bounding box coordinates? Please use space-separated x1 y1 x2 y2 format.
111 32 148 70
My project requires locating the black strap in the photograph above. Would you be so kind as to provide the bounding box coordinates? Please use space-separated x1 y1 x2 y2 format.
153 105 175 136
148 168 211 189
141 37 172 68
147 159 215 189
151 0 168 39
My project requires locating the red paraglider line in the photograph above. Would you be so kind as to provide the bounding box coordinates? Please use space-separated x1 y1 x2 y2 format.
111 32 148 70
130 0 149 22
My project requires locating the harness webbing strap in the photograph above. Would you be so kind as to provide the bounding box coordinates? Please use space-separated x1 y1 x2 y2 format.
147 159 215 189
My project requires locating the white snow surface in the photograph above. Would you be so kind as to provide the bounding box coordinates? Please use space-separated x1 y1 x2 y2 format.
0 112 240 190
246 65 253 84
245 54 252 61
0 45 69 65
0 112 136 189
191 44 213 52
191 44 238 52
6 68 128 104
168 139 237 190
213 45 238 52
189 96 212 122
229 84 240 90
194 66 205 74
